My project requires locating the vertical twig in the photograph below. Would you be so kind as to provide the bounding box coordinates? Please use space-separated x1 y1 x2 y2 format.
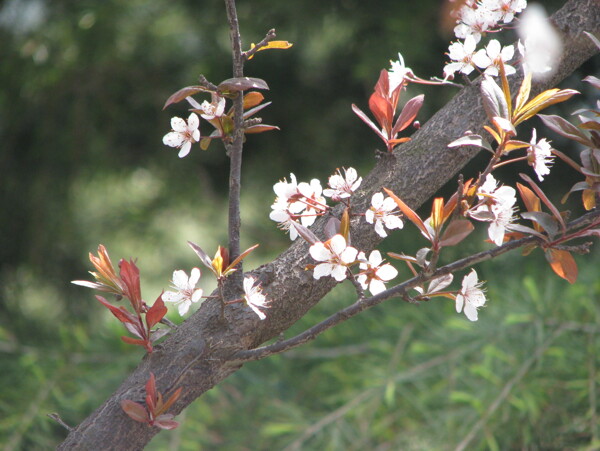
224 0 245 287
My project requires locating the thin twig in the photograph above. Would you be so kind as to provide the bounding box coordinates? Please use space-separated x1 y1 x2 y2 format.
231 209 600 363
48 413 73 432
243 28 277 60
224 0 244 285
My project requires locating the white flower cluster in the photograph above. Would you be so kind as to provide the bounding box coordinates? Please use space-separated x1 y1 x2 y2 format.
444 0 526 79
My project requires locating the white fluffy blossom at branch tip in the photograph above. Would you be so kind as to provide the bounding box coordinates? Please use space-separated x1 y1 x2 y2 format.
323 167 362 200
162 268 203 316
389 53 414 92
162 113 201 158
309 235 358 282
528 128 554 181
365 192 403 238
472 40 515 76
444 35 479 79
517 4 562 79
455 269 487 321
357 250 398 295
243 276 270 320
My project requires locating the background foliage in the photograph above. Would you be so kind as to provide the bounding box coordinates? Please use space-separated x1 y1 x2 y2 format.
1 0 598 449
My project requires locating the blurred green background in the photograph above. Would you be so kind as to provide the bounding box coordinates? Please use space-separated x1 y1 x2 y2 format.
1 0 599 449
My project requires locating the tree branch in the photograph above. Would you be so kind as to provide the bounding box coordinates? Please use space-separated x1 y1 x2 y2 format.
224 0 245 287
232 209 600 363
57 1 600 448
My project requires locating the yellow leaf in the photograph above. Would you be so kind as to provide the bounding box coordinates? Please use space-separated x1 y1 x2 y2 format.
583 189 596 210
514 72 532 115
248 41 293 59
513 89 579 126
243 92 264 109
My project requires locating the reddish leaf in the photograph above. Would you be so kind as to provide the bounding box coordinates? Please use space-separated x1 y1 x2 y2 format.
218 77 269 92
145 373 157 412
121 336 150 349
119 259 142 312
96 295 136 324
351 104 388 143
146 295 167 330
368 91 393 133
244 124 280 134
163 86 208 110
226 244 259 273
545 248 578 283
160 387 183 413
538 114 592 147
392 94 424 136
243 101 271 119
121 400 149 423
440 219 474 247
383 188 431 240
152 415 180 430
519 173 566 233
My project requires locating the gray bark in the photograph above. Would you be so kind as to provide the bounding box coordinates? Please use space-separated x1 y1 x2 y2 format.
58 1 600 449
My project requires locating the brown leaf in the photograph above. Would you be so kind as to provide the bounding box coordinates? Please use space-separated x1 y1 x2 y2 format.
163 86 208 110
545 248 578 283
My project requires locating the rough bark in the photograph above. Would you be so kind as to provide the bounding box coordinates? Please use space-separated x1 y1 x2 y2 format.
58 1 600 449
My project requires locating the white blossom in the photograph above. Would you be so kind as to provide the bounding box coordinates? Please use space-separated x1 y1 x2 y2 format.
269 208 300 241
243 276 270 320
357 250 398 295
162 113 201 158
528 128 554 181
468 174 517 245
309 235 358 282
365 192 404 238
455 269 487 321
162 268 203 316
389 52 415 92
480 0 527 24
323 167 362 200
472 39 516 76
444 35 480 79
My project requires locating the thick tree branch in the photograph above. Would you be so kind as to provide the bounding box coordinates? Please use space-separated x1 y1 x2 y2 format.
57 1 600 448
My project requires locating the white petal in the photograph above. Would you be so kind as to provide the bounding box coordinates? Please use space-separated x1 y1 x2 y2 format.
172 270 188 290
381 197 398 213
365 209 375 224
368 250 383 266
371 192 384 209
189 268 201 286
313 263 333 279
163 132 184 148
331 265 348 281
177 299 192 316
463 303 479 321
383 215 403 230
178 141 192 158
187 113 200 129
329 235 347 254
455 294 465 313
170 117 187 132
374 221 387 238
369 279 387 295
192 289 203 303
162 291 182 303
309 242 331 262
376 264 398 282
340 246 358 264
